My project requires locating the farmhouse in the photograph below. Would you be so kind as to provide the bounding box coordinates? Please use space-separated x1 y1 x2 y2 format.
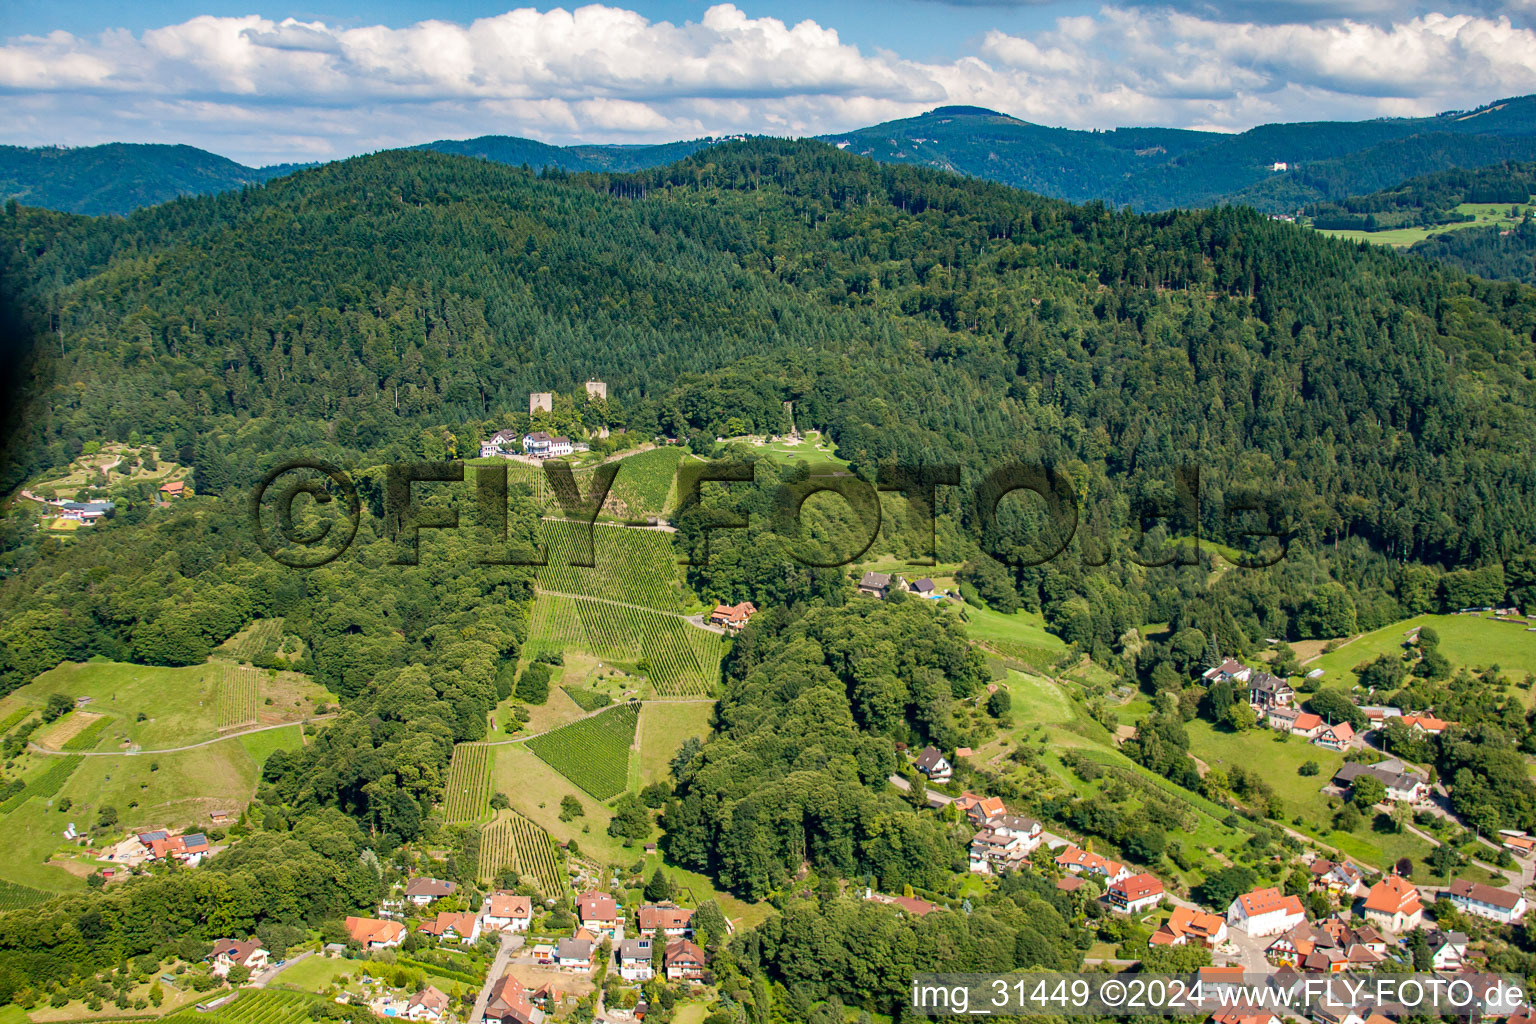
1149 905 1227 948
141 831 211 864
913 746 952 783
403 877 456 906
708 601 757 632
1226 887 1306 937
665 938 707 982
208 938 268 977
418 911 482 943
1447 879 1528 923
1107 873 1165 914
1361 876 1423 934
345 916 406 949
618 938 654 981
1313 722 1355 750
484 892 532 932
1054 846 1130 885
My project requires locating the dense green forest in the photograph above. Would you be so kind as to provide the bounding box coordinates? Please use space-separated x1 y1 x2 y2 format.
1304 160 1536 230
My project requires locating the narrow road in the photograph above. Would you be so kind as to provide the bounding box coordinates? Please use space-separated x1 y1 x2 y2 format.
28 715 334 757
471 931 523 1022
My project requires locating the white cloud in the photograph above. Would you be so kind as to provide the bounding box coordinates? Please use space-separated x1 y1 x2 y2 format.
0 3 1532 165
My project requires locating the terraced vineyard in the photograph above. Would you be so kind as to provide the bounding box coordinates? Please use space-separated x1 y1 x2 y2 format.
479 809 565 895
0 708 32 734
220 617 284 663
536 520 685 610
526 702 638 799
0 879 50 909
219 665 261 730
444 743 492 824
0 755 82 814
166 990 323 1024
586 446 685 519
526 593 719 696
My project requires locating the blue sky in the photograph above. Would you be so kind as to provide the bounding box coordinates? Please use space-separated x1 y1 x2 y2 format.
2 0 1533 164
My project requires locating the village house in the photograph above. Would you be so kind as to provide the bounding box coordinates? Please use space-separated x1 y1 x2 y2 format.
208 938 269 977
522 432 573 459
1361 875 1423 934
618 938 654 981
59 500 114 522
480 428 522 458
1248 672 1295 709
1400 714 1452 736
1265 919 1383 971
418 911 482 944
140 830 211 865
908 578 940 598
1426 929 1469 970
1308 859 1369 899
638 904 694 937
955 792 1007 825
1332 761 1428 804
576 891 621 937
1210 1012 1282 1024
345 916 406 949
159 480 185 497
403 877 456 906
485 973 543 1024
484 892 532 932
1054 846 1131 885
968 814 1044 874
1448 879 1528 923
664 938 707 982
556 937 594 971
913 746 952 783
1226 887 1306 937
1149 905 1228 948
1107 873 1165 914
1313 721 1356 751
857 571 902 599
708 601 757 633
405 985 449 1022
1202 659 1252 685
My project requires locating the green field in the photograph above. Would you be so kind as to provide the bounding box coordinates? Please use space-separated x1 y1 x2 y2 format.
527 703 639 800
638 701 715 787
217 617 285 664
956 604 1068 669
479 809 565 894
444 743 493 824
268 954 357 994
1306 613 1536 691
19 661 223 748
493 743 656 866
237 723 305 767
1316 198 1535 247
526 592 722 696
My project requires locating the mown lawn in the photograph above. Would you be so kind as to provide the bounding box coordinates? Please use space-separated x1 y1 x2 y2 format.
19 660 223 749
1306 613 1536 691
492 743 655 867
638 701 714 788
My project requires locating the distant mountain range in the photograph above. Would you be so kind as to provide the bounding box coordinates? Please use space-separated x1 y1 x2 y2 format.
6 94 1536 217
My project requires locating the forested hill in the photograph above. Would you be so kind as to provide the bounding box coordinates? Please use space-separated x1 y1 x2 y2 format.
3 139 1536 683
822 96 1536 212
0 143 306 216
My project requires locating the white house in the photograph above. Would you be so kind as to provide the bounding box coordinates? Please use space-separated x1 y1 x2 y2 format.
208 938 268 977
1448 879 1528 923
1226 887 1306 937
1107 873 1165 914
1425 930 1468 971
481 428 521 458
617 938 653 981
913 746 952 783
1054 847 1130 886
523 432 573 459
556 937 594 971
484 892 533 932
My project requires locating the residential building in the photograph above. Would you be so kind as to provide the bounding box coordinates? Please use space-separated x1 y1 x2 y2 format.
576 891 620 936
618 938 654 981
1210 1012 1282 1024
1360 706 1402 727
1313 722 1356 750
522 432 573 459
955 793 1007 825
405 986 449 1022
59 500 114 522
481 428 522 458
142 831 211 864
1448 879 1528 923
1202 659 1252 685
1332 761 1428 803
418 911 481 944
913 746 952 783
208 938 268 977
1308 859 1368 898
1149 905 1228 948
858 571 899 598
909 578 939 598
556 937 594 971
665 938 707 982
1248 672 1295 709
1054 846 1130 885
1401 714 1452 736
1361 875 1423 934
485 892 533 932
345 916 406 949
708 601 757 632
638 904 694 937
1107 873 1165 914
1265 920 1382 971
1226 887 1306 936
1288 712 1325 739
403 878 456 906
1424 930 1468 971
968 819 1040 875
485 974 543 1024
159 480 185 497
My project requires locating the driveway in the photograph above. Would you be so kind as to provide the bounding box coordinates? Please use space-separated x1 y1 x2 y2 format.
470 931 524 1023
252 950 313 988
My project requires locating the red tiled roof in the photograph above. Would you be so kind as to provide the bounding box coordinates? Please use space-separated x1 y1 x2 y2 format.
638 904 694 931
1111 872 1164 901
489 892 532 918
1234 887 1304 918
345 916 405 946
1363 875 1421 916
578 891 618 921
